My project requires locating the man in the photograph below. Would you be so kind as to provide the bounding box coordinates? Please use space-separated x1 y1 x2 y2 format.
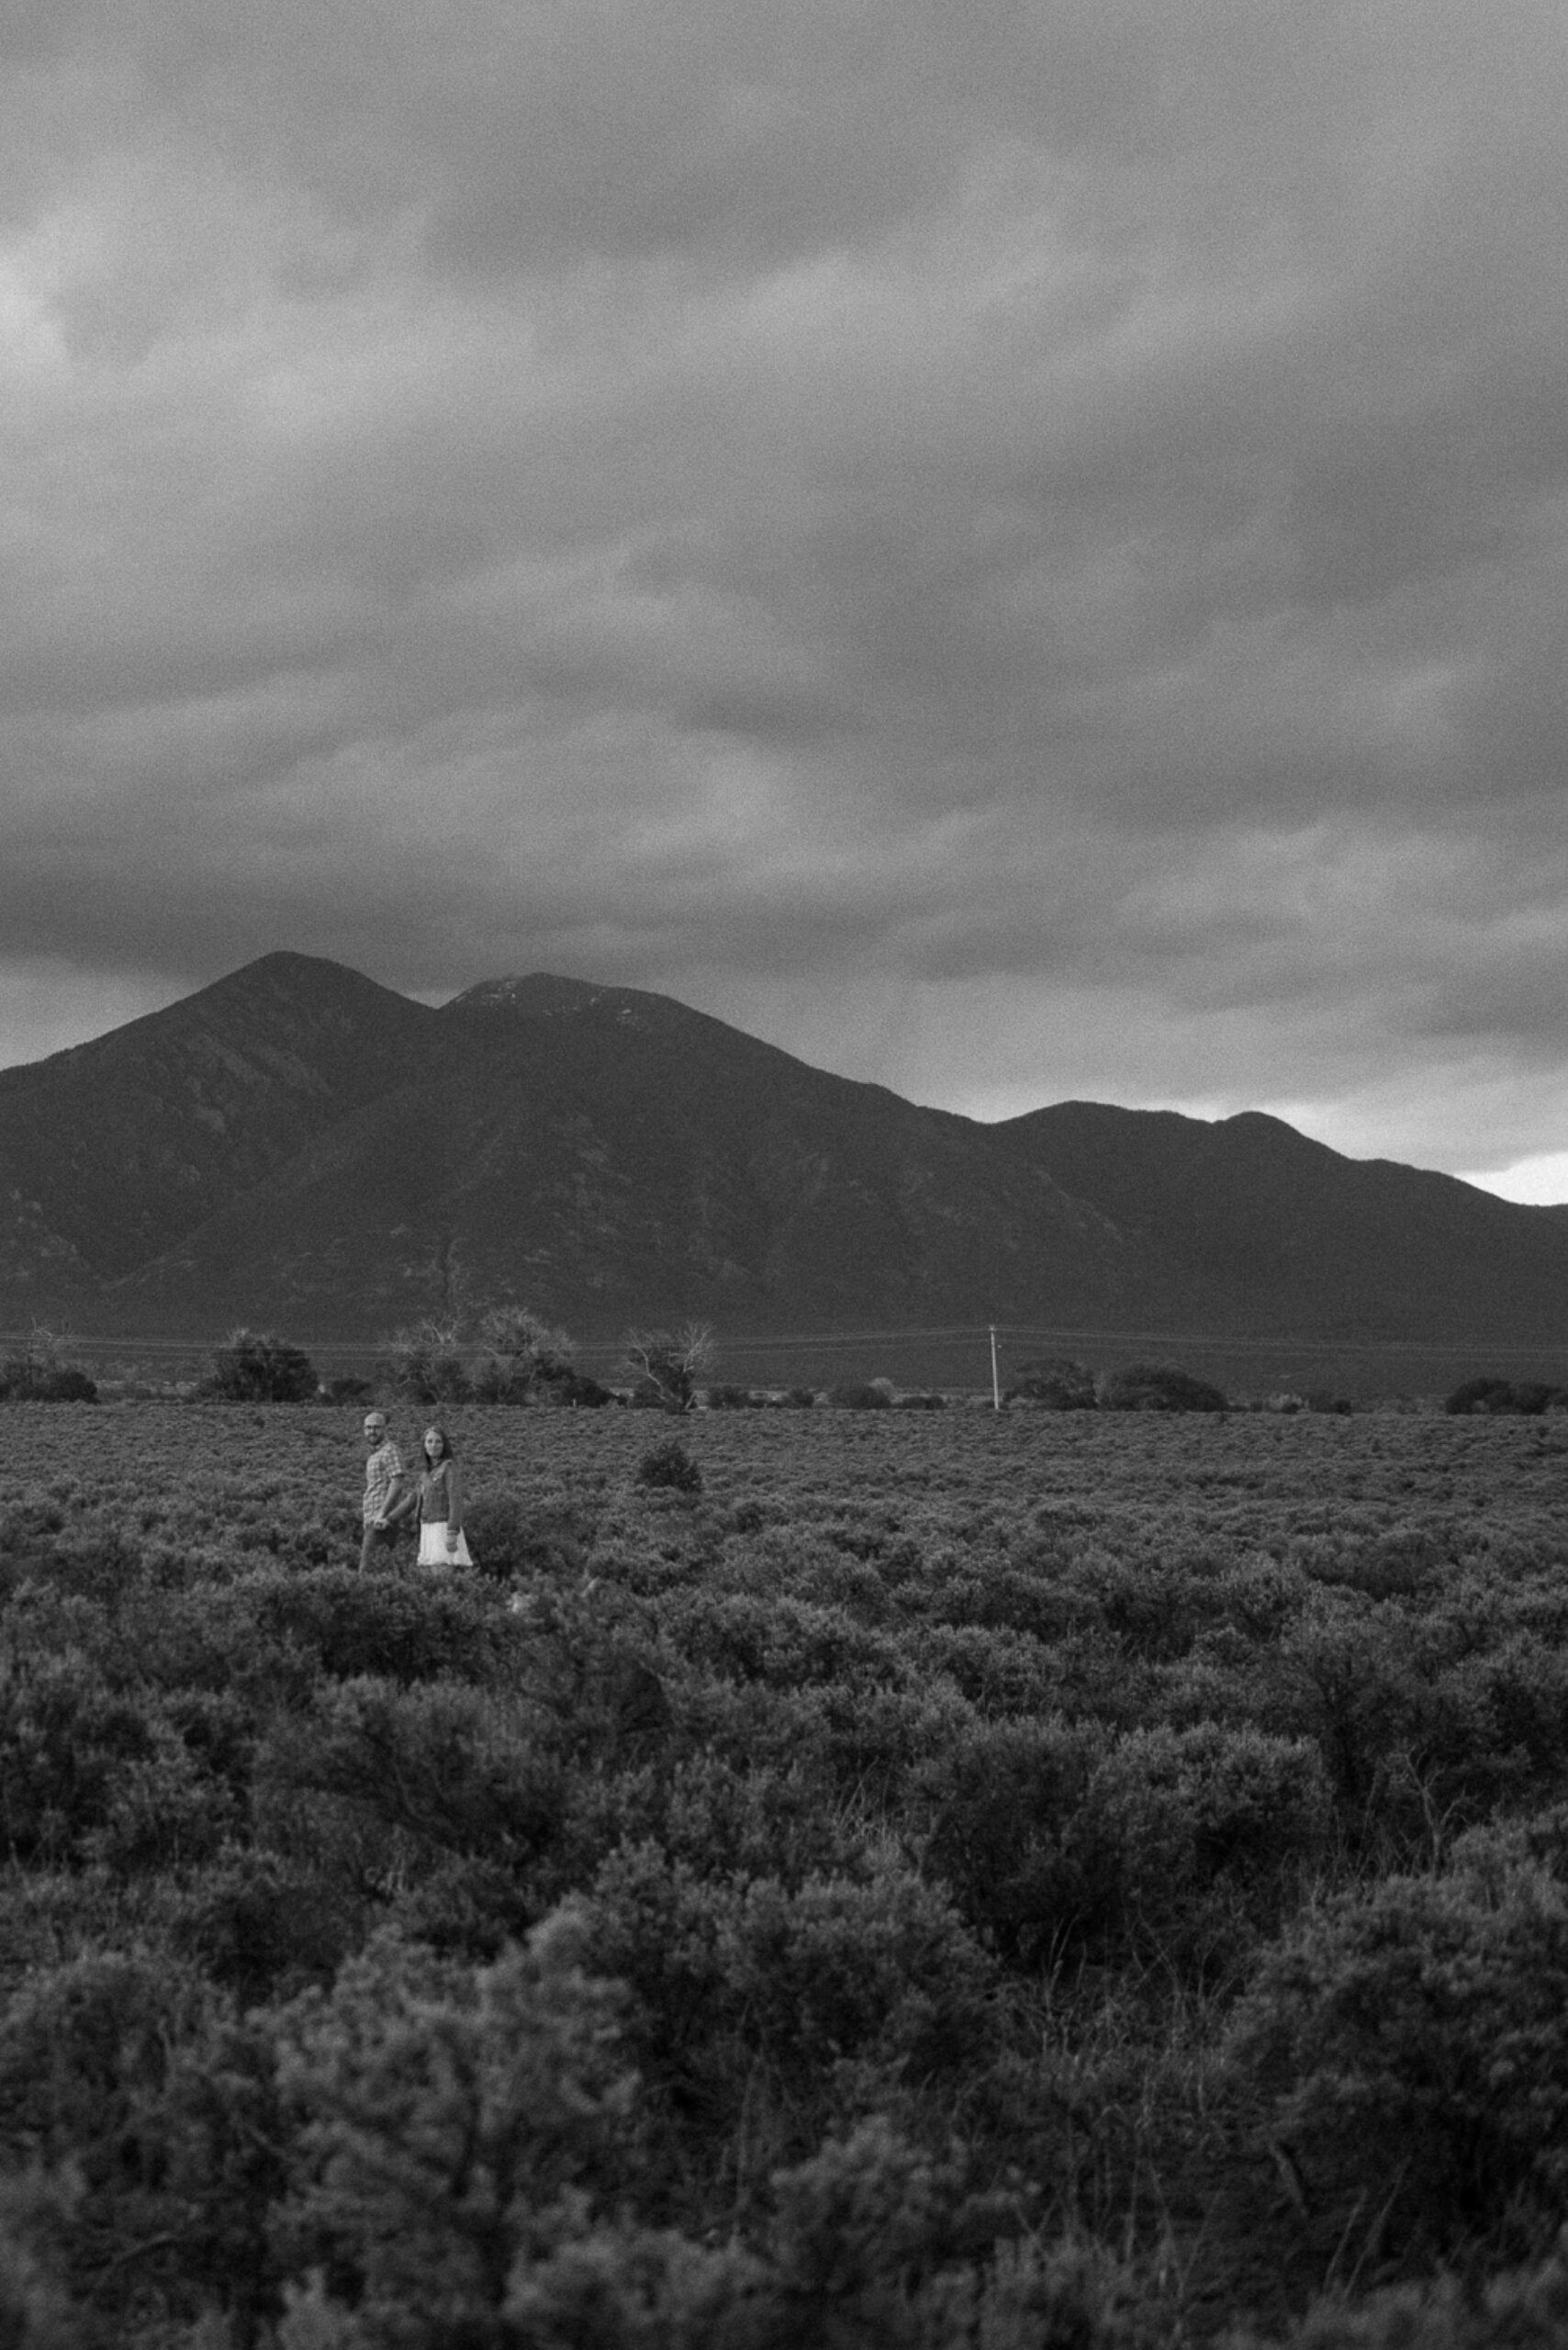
359 1410 409 1570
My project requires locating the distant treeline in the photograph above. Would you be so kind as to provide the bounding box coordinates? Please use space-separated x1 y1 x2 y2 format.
6 1318 1566 1419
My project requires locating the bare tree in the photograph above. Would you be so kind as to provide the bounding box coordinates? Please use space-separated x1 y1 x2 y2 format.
619 1323 717 1412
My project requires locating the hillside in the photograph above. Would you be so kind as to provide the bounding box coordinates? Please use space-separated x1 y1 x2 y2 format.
0 954 442 1299
994 1101 1568 1344
105 971 1143 1338
2 952 1566 1375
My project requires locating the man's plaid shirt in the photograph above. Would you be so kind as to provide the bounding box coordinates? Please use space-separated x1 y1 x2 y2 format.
363 1440 405 1524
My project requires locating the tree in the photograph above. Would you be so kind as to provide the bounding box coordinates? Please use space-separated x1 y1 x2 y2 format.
1100 1360 1227 1413
618 1324 716 1412
1446 1375 1562 1416
207 1328 316 1404
382 1316 469 1404
471 1305 576 1404
0 1326 96 1403
1004 1357 1096 1409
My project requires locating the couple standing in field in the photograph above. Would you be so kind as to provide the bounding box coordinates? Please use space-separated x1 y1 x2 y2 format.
360 1411 473 1572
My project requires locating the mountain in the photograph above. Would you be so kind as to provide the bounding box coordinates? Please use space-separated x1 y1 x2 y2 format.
103 969 1143 1338
992 1102 1568 1344
0 956 442 1301
2 952 1566 1388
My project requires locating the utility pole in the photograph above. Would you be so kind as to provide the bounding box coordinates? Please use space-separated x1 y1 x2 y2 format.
989 1324 1001 1412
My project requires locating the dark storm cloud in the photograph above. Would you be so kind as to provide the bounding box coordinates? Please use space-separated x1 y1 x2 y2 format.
2 0 1567 1185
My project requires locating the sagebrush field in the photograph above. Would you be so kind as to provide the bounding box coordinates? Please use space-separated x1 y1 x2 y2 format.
3 1402 1568 2347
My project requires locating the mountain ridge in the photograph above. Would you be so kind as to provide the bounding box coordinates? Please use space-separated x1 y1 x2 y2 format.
2 953 1565 1385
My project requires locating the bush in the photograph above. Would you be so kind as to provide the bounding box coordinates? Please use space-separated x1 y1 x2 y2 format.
1447 1376 1563 1416
0 1654 235 1872
1227 1847 1568 2255
0 1365 97 1403
1100 1360 1228 1412
0 1327 98 1404
922 1715 1108 1969
1084 1719 1330 1959
827 1382 893 1410
274 1914 635 2344
587 1844 997 2100
1228 2234 1568 2350
381 1317 470 1404
255 1568 505 1685
634 1439 703 1495
0 1949 281 2328
462 1496 588 1585
207 1328 318 1404
470 1305 576 1404
1005 1357 1097 1409
543 1370 616 1407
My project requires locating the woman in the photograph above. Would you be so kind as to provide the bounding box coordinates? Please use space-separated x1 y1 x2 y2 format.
415 1426 473 1567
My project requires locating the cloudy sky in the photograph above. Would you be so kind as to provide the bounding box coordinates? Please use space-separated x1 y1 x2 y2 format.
3 0 1566 1198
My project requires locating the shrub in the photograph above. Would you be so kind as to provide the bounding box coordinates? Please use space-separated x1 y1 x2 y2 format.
543 1369 616 1407
0 1364 97 1403
634 1439 703 1495
1227 2234 1568 2350
1227 1850 1568 2256
460 1496 588 1586
0 1951 284 2330
0 1655 241 1872
1084 1719 1330 1958
274 1913 635 2344
1447 1376 1563 1416
254 1568 505 1684
1447 1376 1520 1415
0 1327 98 1403
207 1328 318 1404
1005 1357 1097 1409
274 1678 569 1893
470 1304 576 1404
827 1382 893 1409
586 1844 997 2101
922 1715 1109 1968
1100 1360 1228 1412
381 1317 469 1404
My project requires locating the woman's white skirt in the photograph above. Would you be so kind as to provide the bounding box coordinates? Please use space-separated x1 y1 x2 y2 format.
418 1522 474 1567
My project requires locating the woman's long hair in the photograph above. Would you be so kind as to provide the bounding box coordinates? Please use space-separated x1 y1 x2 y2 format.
421 1426 455 1468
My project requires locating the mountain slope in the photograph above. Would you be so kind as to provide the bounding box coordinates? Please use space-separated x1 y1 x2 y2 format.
993 1101 1568 1343
0 954 442 1303
4 953 1567 1367
109 974 1143 1337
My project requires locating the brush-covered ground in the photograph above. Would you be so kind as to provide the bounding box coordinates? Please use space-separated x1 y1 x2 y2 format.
2 1402 1568 2347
